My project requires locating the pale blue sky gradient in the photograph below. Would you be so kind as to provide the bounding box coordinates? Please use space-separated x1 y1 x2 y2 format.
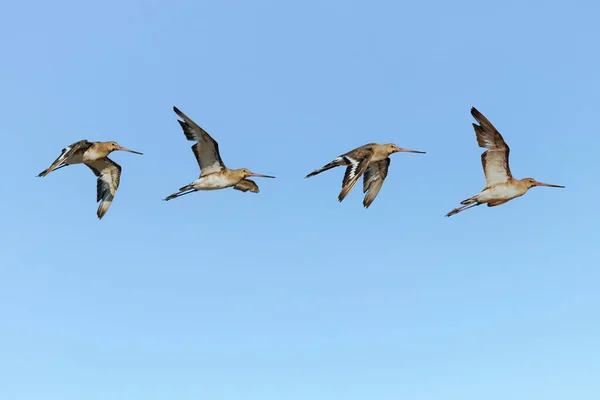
1 1 599 399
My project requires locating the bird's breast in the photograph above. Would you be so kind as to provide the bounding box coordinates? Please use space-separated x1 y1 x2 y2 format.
83 148 104 162
478 184 526 202
193 174 235 190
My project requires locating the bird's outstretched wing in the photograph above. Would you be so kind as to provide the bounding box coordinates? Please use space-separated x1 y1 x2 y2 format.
173 106 225 176
85 157 122 219
362 158 390 208
233 179 259 193
471 107 512 187
37 140 92 177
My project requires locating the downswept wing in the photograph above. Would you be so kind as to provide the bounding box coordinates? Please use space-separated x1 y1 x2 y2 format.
471 107 512 187
173 106 225 176
85 157 122 219
233 179 259 193
37 140 92 177
362 158 390 208
338 147 374 202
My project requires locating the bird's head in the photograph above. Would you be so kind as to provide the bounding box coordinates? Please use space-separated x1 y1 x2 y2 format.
238 168 276 179
521 177 565 189
386 143 426 155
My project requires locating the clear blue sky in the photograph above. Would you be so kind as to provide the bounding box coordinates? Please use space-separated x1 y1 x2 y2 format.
1 1 598 399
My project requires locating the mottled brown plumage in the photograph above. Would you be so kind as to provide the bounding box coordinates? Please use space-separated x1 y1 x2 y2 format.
233 179 260 193
37 140 143 219
471 107 513 188
446 107 564 217
164 107 275 201
305 142 425 208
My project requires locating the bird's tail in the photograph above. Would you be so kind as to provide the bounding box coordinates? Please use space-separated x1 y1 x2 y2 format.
305 157 344 178
163 184 195 201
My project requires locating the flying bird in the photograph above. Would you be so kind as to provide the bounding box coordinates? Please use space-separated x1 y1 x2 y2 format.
446 107 564 217
164 107 275 201
37 140 143 219
305 143 425 208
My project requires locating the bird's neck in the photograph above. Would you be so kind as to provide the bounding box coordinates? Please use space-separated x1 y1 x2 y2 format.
87 143 111 159
514 178 534 192
231 169 246 180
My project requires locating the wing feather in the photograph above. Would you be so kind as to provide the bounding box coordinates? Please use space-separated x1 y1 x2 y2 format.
85 157 122 219
233 179 259 193
173 106 225 176
362 158 390 208
37 140 92 177
471 107 512 187
338 148 373 202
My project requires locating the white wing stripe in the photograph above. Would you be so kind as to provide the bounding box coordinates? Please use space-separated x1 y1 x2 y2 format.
344 156 360 180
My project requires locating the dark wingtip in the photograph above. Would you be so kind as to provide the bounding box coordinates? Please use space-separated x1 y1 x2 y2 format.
173 106 187 120
471 107 483 120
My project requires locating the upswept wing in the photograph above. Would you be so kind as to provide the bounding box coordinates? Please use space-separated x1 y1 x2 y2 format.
173 106 225 176
471 107 512 187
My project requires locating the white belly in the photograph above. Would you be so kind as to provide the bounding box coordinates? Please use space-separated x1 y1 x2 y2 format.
192 174 235 190
476 184 525 203
83 148 103 162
